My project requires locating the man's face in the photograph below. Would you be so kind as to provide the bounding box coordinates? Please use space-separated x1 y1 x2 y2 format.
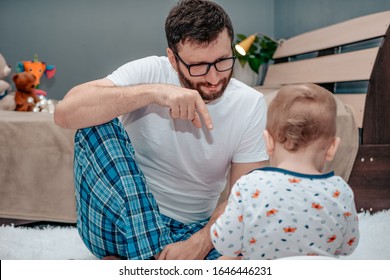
169 29 234 102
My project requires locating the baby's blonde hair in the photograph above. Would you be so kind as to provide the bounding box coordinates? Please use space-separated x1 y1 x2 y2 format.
266 84 337 152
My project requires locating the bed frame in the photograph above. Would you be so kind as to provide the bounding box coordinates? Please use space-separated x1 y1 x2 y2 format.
257 10 390 212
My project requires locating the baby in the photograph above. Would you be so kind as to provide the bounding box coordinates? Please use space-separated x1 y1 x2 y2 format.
211 83 359 259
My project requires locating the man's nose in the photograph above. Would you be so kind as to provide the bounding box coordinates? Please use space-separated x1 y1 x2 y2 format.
205 65 219 85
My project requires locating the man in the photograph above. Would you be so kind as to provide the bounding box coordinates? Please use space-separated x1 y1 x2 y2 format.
55 0 268 260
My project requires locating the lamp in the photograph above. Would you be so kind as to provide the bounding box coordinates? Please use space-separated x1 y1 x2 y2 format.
234 34 257 56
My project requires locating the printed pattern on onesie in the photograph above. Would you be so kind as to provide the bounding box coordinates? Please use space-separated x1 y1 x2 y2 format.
211 167 359 259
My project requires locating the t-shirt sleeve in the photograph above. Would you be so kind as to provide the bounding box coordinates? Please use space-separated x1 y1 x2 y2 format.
106 56 167 86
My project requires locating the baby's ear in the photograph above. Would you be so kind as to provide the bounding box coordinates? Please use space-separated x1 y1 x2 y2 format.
263 130 275 156
325 137 341 161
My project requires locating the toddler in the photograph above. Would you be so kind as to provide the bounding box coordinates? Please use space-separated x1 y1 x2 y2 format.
210 84 359 259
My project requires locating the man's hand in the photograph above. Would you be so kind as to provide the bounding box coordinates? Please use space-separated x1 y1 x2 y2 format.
157 229 213 260
153 84 213 130
157 200 232 260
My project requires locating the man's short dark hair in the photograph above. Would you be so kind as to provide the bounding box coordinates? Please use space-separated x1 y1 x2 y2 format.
165 0 234 52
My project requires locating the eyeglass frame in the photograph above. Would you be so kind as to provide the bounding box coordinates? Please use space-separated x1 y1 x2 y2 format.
173 51 237 77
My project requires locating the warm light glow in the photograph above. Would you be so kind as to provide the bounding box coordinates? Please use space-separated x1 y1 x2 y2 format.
235 45 246 56
234 34 257 56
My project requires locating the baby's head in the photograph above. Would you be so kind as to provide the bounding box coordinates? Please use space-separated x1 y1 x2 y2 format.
266 83 337 153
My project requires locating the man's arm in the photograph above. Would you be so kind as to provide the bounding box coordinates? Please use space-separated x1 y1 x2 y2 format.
54 78 213 130
157 160 268 260
55 78 151 129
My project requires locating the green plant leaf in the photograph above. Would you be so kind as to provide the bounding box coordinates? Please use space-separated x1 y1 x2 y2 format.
237 55 248 67
236 33 247 41
248 56 262 73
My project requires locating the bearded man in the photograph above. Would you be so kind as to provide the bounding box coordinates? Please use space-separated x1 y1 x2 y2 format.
55 0 268 260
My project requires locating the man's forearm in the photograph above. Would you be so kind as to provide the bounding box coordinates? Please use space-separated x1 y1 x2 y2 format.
55 82 156 129
192 200 228 254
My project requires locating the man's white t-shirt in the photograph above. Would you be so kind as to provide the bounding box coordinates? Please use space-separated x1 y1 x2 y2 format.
106 56 268 223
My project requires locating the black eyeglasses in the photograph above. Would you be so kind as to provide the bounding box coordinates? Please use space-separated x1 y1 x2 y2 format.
173 52 236 77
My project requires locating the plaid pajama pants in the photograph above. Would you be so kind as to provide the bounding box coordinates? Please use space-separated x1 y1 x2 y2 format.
73 118 221 260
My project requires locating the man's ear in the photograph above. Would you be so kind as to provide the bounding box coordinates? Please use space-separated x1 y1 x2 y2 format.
166 48 178 72
263 130 275 156
325 137 341 161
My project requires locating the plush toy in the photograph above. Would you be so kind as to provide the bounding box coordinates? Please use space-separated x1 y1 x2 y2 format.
13 72 40 112
0 53 16 111
16 54 56 96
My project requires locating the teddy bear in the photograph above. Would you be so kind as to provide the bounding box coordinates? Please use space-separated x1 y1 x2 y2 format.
0 53 16 111
13 72 40 112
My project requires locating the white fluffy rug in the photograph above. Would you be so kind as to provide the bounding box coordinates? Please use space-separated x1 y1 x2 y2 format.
1 210 389 260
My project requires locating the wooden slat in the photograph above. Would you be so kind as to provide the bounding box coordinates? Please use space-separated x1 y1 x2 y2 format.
335 94 366 128
274 10 390 59
255 88 365 129
264 47 378 86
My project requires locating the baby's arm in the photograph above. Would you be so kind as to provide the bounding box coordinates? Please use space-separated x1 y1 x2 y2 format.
210 182 245 257
339 200 360 255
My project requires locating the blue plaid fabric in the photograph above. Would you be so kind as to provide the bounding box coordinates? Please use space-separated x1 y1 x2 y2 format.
74 118 221 260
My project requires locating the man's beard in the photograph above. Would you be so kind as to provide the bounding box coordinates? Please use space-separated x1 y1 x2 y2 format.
177 67 232 102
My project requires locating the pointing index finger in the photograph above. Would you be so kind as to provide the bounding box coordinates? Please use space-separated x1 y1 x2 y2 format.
196 97 213 130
